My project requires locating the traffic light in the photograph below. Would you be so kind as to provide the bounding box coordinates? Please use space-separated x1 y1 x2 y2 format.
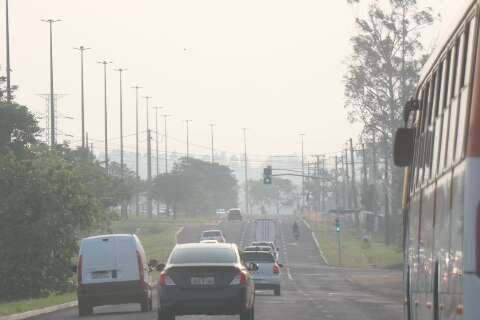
335 217 341 232
263 166 272 184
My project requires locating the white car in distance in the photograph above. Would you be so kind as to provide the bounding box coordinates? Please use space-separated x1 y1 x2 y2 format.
200 230 226 243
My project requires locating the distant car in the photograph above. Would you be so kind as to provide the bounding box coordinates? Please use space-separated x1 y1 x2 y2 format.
200 230 226 243
157 243 257 320
241 251 282 296
243 245 274 257
251 241 278 259
227 208 242 221
216 209 226 218
200 239 219 244
76 234 152 316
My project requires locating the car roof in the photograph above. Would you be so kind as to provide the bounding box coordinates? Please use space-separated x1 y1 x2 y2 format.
245 245 272 250
174 242 235 249
202 229 222 233
82 234 134 241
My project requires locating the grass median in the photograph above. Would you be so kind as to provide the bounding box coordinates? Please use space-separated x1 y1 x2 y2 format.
308 218 402 268
0 215 214 317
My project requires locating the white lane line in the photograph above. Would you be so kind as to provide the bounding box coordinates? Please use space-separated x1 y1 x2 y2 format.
175 226 185 244
302 218 329 265
279 219 294 281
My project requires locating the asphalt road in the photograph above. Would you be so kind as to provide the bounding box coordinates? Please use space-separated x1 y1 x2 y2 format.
28 216 403 320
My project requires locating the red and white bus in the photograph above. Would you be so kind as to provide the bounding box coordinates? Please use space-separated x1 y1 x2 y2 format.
394 0 480 319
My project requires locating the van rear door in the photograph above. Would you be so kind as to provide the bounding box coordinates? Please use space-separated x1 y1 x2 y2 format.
81 235 139 285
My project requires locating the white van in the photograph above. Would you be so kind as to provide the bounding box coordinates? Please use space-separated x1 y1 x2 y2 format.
76 234 152 316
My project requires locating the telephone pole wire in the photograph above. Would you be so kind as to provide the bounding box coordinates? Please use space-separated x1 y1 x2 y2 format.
41 18 61 146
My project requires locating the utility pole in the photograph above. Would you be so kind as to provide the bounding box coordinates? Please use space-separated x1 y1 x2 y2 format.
5 0 12 103
97 60 111 174
152 107 163 175
144 96 152 218
131 86 141 215
209 124 215 163
74 46 90 148
41 18 60 146
86 132 89 151
361 142 368 191
152 106 162 216
334 156 339 210
321 156 326 211
343 150 349 209
116 68 127 218
314 155 321 212
300 133 305 214
243 128 249 215
383 134 390 246
350 138 359 229
185 120 192 160
163 114 171 173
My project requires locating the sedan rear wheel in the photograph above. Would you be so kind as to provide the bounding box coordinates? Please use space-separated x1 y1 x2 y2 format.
240 306 254 320
78 300 93 317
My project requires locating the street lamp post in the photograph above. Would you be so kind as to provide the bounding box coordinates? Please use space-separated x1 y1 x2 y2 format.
74 46 91 148
300 133 305 214
209 124 215 163
163 114 171 173
98 60 111 174
116 67 127 218
131 86 141 215
5 0 12 103
152 107 163 176
185 120 192 160
243 128 249 215
144 96 152 218
41 18 61 146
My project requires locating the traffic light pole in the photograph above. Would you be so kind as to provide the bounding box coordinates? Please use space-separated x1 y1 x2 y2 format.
335 217 342 266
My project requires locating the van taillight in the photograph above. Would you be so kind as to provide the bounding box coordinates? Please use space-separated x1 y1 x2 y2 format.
159 272 175 286
136 251 144 284
77 255 82 285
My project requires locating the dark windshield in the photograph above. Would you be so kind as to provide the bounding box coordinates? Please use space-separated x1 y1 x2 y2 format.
242 252 275 262
170 247 237 264
202 231 221 237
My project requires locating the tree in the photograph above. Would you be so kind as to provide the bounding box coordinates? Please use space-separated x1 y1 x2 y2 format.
0 148 103 300
344 0 434 245
248 178 297 214
151 158 238 216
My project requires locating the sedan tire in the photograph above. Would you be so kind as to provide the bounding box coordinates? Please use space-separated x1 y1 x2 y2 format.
240 306 254 320
78 300 93 317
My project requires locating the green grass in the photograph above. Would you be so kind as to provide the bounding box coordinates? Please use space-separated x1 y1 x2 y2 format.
0 215 213 316
309 218 403 268
0 292 77 316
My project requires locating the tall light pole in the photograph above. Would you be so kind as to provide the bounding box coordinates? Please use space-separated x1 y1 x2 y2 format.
243 128 249 215
144 96 152 218
152 106 163 175
115 68 126 178
5 0 12 103
185 120 192 160
98 60 111 174
74 46 90 148
131 86 141 215
209 124 215 163
300 133 305 214
41 18 61 146
163 114 171 173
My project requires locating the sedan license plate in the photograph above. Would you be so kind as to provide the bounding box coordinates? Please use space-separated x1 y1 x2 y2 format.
91 271 110 280
190 276 215 286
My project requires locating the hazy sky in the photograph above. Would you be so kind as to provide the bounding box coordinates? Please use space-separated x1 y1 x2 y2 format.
0 0 460 162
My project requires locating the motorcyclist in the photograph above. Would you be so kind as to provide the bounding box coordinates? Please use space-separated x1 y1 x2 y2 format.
292 221 300 237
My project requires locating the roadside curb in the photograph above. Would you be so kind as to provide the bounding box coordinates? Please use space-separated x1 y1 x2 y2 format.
302 218 329 265
0 301 77 320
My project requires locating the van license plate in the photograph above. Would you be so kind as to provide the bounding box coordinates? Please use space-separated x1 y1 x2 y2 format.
190 277 215 285
92 271 110 279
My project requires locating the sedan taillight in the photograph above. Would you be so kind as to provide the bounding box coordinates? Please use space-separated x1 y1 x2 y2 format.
230 271 247 286
159 272 176 286
273 264 280 274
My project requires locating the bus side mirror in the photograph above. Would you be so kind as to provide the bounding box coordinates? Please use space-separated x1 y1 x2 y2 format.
394 128 415 167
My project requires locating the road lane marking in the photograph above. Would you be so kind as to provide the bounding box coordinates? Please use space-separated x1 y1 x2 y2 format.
175 226 185 244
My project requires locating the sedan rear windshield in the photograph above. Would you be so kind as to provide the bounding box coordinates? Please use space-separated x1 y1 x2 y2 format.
202 231 221 237
170 247 237 264
241 252 275 262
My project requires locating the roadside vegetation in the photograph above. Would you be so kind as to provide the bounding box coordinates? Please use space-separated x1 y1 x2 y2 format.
307 217 403 269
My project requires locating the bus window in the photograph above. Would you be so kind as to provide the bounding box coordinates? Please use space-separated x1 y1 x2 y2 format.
446 43 460 168
456 18 477 161
454 34 466 97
